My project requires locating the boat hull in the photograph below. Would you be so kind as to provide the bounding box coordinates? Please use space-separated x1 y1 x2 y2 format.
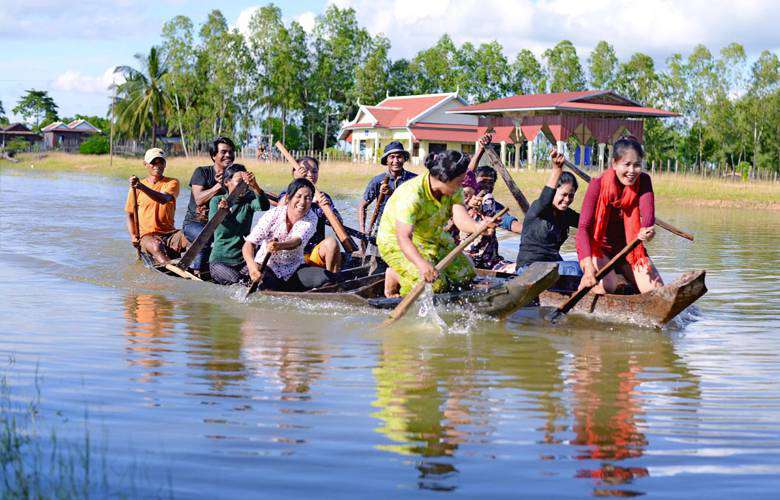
538 270 707 328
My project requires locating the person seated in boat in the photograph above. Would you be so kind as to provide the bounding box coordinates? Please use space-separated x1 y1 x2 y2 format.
576 136 663 294
125 148 188 265
242 178 332 291
278 156 344 273
208 164 271 285
459 183 518 273
515 150 580 271
182 136 236 274
377 150 498 298
358 141 417 237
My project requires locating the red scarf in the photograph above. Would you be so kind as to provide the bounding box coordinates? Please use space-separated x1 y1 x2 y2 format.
591 168 648 269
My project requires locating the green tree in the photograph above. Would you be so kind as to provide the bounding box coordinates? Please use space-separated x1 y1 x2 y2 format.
0 100 7 125
354 35 391 106
614 53 659 104
13 90 59 131
462 41 510 103
114 46 171 146
387 58 416 97
309 4 370 148
161 15 200 156
510 49 547 94
588 41 617 89
543 41 585 93
410 35 459 94
746 50 780 171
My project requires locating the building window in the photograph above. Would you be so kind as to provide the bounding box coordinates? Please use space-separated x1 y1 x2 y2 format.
413 142 420 156
462 143 475 155
428 143 446 154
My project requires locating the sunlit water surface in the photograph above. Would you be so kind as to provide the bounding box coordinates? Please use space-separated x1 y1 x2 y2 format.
1 169 779 498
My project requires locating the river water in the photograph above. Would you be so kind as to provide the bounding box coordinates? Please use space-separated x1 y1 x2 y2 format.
1 168 779 498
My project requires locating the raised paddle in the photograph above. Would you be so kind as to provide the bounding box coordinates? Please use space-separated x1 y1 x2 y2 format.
275 141 358 253
243 244 274 299
131 185 142 260
380 207 509 327
481 129 530 214
363 175 390 257
176 180 249 270
561 158 694 241
546 236 642 324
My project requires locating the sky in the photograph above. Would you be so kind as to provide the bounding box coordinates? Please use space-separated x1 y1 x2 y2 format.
1 0 778 123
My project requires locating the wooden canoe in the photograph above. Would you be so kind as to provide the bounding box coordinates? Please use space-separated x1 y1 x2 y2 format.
140 254 559 319
537 270 707 328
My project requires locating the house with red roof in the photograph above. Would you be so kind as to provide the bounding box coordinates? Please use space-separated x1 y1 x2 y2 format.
42 119 101 151
338 92 516 165
449 90 678 169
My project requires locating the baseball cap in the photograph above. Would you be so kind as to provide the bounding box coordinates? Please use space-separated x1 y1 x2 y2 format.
144 148 166 164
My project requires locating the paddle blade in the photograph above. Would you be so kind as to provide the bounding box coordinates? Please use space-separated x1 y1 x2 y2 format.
545 308 566 324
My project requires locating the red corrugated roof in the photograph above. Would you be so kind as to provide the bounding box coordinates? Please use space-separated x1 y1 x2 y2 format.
450 90 678 117
409 123 480 143
374 94 453 127
557 102 679 117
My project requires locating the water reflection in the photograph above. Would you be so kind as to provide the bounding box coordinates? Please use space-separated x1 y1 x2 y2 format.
565 332 700 496
123 293 177 382
371 327 701 496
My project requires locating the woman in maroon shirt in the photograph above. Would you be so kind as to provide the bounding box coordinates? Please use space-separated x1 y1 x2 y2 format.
575 137 663 294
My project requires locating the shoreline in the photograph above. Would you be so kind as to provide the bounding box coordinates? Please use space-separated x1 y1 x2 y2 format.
2 152 779 211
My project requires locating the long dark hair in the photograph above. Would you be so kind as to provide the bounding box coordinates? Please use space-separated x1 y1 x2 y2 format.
612 135 644 160
423 150 469 182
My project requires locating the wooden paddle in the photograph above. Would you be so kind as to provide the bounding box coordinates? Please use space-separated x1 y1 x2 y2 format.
367 175 390 236
481 129 530 214
546 236 642 323
561 158 694 241
243 245 274 299
381 207 509 327
176 180 249 270
131 185 142 260
275 141 358 253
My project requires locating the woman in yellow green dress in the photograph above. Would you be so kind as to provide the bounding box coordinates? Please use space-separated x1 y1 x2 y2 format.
377 150 495 297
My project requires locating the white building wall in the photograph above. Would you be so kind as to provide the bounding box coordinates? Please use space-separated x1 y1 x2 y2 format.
417 100 479 125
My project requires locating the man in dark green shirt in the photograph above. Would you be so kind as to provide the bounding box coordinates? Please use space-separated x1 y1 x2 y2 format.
208 164 270 284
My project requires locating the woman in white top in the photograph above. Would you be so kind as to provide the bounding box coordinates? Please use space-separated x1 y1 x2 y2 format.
242 178 331 291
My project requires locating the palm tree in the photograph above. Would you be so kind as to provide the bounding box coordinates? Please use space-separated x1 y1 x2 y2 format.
114 46 171 146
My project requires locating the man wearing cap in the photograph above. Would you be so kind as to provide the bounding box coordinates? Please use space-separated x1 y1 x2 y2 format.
125 148 188 265
358 141 417 236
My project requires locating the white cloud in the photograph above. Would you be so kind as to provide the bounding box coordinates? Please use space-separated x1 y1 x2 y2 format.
295 11 317 33
52 67 125 95
333 0 780 61
235 5 261 38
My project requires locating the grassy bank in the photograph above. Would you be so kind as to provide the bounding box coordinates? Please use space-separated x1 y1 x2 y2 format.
3 152 779 210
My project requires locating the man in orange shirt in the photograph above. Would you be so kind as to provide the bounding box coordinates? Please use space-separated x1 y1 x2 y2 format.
125 148 188 265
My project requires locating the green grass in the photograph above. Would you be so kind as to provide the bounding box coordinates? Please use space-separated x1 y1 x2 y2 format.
3 152 779 209
0 364 169 498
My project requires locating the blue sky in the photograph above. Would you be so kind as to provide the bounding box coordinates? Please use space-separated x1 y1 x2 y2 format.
2 0 778 123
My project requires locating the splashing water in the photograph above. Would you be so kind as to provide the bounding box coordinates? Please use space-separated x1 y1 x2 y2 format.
417 284 448 332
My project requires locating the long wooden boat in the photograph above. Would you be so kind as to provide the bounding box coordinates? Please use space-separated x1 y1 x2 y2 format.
142 255 560 320
537 270 707 328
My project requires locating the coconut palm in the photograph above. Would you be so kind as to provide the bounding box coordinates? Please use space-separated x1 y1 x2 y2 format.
114 46 172 146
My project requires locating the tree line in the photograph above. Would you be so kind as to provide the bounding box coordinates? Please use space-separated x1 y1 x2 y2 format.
3 3 779 173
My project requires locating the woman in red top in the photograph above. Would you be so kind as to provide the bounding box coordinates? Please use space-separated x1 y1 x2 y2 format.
575 136 663 294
